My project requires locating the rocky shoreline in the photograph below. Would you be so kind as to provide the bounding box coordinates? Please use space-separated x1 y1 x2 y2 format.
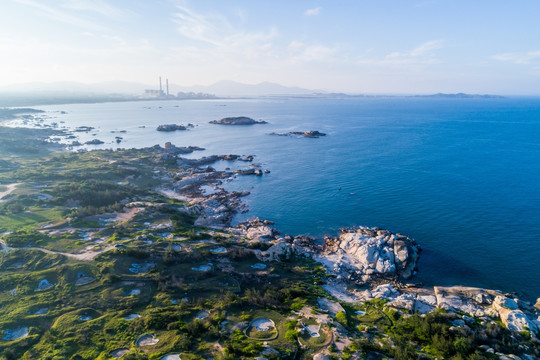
2 112 539 358
154 142 540 351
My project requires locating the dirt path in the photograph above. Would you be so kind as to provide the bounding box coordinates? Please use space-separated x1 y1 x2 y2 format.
28 244 116 261
0 239 115 261
0 183 20 201
157 188 191 201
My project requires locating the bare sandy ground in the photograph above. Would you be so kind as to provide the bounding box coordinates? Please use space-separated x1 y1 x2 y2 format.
0 239 114 261
0 183 20 201
112 207 143 222
28 244 116 261
158 188 190 201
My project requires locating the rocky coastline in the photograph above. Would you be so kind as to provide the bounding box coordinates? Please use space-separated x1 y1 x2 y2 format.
2 110 539 358
154 142 540 354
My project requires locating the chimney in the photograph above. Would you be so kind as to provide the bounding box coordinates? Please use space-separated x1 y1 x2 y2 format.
159 76 163 94
166 78 169 96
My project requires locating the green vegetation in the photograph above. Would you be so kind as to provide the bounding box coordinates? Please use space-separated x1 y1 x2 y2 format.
0 124 538 360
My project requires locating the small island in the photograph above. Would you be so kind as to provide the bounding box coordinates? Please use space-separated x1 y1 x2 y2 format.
156 124 193 132
209 116 268 125
270 130 326 138
84 139 104 145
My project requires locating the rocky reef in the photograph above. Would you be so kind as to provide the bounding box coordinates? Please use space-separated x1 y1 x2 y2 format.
209 116 268 125
84 139 104 145
156 123 193 131
270 130 327 138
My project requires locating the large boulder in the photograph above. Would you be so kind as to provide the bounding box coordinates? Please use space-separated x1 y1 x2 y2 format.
493 296 538 333
434 286 497 317
246 226 274 242
322 227 420 280
255 239 294 262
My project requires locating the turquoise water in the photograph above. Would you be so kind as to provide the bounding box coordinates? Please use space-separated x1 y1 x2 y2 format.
23 97 540 299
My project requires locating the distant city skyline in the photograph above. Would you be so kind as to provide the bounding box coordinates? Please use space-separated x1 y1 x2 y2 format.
1 0 540 94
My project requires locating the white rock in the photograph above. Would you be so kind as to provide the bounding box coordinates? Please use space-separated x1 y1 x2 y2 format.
246 226 274 242
434 287 485 315
498 309 537 333
371 284 399 300
313 354 330 360
493 296 519 310
388 293 416 311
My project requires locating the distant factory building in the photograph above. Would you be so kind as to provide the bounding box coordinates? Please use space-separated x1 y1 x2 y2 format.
141 76 217 99
143 76 168 98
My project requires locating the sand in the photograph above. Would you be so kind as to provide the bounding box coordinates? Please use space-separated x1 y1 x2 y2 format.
2 327 29 341
110 348 129 358
161 355 181 360
124 314 141 320
0 183 20 201
136 334 159 346
250 318 275 331
195 310 209 320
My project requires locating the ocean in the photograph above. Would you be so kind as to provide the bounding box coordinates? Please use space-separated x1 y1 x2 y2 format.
9 96 540 300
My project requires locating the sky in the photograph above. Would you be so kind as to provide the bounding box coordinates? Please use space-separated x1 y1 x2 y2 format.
1 0 540 94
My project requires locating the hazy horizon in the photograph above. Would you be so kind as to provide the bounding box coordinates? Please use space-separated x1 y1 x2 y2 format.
1 1 540 95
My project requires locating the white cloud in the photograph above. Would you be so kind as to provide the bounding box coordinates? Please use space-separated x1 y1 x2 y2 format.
171 4 278 64
172 5 276 50
385 40 443 61
354 40 443 68
14 0 108 31
493 51 540 65
61 0 128 18
304 7 321 16
288 40 337 62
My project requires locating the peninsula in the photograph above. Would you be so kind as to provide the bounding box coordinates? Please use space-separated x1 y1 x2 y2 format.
0 109 538 360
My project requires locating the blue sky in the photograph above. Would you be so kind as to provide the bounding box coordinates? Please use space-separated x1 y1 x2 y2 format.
1 0 540 94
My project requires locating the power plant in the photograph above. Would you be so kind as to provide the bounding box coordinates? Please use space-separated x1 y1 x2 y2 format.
142 77 217 99
143 76 171 98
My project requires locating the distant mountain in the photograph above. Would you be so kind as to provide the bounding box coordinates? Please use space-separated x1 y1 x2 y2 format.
173 80 317 96
0 80 318 97
417 93 505 99
0 81 148 95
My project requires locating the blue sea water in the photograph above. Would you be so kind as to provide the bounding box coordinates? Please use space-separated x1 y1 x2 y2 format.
17 97 540 300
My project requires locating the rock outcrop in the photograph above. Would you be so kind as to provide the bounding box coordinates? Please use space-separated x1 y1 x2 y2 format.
209 117 267 125
320 227 420 282
156 124 192 131
493 295 538 333
234 218 278 243
85 139 104 145
270 130 327 138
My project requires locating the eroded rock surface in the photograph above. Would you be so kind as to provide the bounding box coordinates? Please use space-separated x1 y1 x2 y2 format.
320 227 420 281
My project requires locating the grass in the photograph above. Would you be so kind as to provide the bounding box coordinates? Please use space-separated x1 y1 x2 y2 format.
298 324 332 351
0 208 65 232
0 127 537 360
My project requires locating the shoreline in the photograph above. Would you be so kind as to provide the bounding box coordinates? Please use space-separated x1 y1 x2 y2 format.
1 126 539 357
153 146 540 343
151 143 540 313
3 114 539 304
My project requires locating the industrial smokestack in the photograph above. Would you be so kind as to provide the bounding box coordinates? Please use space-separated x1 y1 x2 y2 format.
159 77 163 94
166 78 169 96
